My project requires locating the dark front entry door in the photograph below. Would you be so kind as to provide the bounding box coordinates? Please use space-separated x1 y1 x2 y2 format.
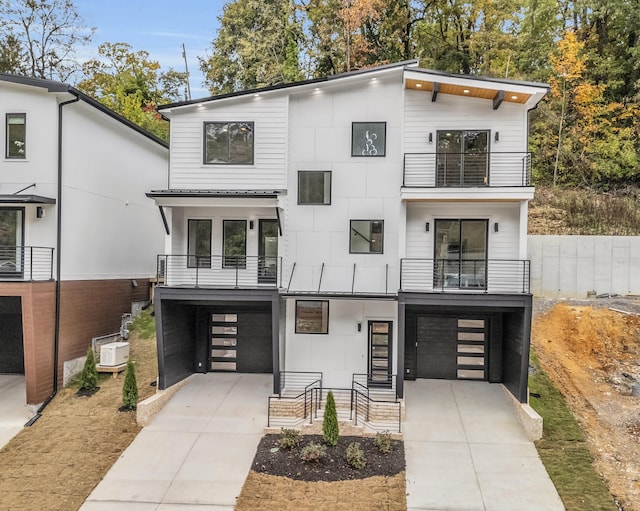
0 296 24 373
258 219 278 284
368 321 392 385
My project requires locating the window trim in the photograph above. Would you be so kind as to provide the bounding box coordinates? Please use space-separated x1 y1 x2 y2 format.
349 219 384 254
187 219 212 268
222 219 247 269
6 113 26 159
295 300 329 334
203 121 255 165
351 121 386 157
297 170 332 205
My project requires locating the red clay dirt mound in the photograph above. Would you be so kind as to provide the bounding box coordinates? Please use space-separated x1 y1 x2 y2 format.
533 303 640 511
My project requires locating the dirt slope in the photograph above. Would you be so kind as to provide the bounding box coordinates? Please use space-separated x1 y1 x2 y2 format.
533 302 640 510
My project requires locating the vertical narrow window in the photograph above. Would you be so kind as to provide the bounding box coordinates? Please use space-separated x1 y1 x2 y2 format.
0 208 24 274
223 220 246 268
298 171 331 205
6 113 26 159
350 220 384 254
187 219 212 268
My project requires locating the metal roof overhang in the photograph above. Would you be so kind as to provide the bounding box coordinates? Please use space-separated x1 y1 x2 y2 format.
0 194 56 204
145 189 286 208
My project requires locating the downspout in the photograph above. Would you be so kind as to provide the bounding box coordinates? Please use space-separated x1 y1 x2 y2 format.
26 93 80 426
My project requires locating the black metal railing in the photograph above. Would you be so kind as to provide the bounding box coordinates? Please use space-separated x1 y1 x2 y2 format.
0 246 54 281
400 258 530 294
403 152 532 187
268 372 322 428
157 254 282 288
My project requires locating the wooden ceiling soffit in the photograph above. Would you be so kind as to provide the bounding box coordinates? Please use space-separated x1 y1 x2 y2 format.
405 78 531 105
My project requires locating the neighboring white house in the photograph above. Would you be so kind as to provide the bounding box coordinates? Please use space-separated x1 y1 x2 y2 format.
0 74 168 405
148 61 548 415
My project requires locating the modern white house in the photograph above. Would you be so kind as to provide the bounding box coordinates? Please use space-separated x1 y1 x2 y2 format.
0 74 168 406
148 61 548 425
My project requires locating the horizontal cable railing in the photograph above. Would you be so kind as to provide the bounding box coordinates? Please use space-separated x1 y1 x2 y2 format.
0 246 54 281
400 258 530 294
157 254 282 288
268 376 322 428
352 373 398 402
403 152 532 188
279 371 323 397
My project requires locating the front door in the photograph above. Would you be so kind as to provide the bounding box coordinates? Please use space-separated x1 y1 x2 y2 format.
258 219 278 284
368 321 392 386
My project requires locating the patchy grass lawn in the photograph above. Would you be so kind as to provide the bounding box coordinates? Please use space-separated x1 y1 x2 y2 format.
529 352 619 511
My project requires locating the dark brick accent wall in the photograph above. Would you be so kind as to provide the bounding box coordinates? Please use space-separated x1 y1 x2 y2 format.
57 278 151 387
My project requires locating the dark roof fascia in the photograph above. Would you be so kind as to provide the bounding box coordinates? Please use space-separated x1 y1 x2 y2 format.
0 73 169 149
408 67 550 91
158 60 418 111
146 189 286 199
281 291 398 300
0 194 56 204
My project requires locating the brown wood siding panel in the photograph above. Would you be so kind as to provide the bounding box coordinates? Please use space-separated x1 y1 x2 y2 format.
58 278 151 388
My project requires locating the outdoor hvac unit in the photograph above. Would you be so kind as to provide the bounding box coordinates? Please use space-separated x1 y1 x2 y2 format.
100 342 130 366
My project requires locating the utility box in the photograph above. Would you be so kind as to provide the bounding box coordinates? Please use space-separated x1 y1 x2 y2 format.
100 342 129 366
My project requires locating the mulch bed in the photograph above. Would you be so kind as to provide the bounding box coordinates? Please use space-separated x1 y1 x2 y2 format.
251 434 405 482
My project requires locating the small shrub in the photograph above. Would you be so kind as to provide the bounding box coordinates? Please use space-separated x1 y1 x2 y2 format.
122 359 138 410
279 428 300 450
79 347 98 391
346 442 366 469
322 390 339 446
300 442 327 463
374 431 392 454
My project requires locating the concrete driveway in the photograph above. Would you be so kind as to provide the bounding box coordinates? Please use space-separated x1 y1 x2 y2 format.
80 373 271 511
404 379 565 511
0 375 28 449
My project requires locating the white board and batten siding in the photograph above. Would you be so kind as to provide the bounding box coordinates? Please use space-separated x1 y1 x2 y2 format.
168 95 288 190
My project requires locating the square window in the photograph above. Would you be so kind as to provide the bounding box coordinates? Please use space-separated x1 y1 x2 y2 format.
204 121 254 164
295 300 329 334
6 113 26 159
223 220 247 268
298 171 331 205
351 122 386 157
187 219 211 268
350 220 384 254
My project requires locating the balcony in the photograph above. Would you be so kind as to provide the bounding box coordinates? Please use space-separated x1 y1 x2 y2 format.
400 258 530 294
403 152 532 188
0 246 54 281
157 254 282 288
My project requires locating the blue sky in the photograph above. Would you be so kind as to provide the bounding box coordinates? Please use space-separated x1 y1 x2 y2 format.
74 0 228 98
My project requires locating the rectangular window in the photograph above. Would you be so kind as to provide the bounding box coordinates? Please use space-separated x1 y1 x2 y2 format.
204 121 254 164
0 208 24 274
6 113 26 159
295 300 329 334
187 219 212 268
434 219 487 289
298 171 331 205
350 220 384 254
351 121 386 157
223 220 247 268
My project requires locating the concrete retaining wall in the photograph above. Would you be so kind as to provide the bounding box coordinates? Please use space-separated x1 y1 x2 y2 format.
528 235 640 298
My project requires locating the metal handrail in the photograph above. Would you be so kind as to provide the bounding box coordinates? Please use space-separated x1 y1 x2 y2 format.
0 245 55 281
403 151 532 188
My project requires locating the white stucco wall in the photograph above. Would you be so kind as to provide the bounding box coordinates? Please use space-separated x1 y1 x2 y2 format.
528 235 640 298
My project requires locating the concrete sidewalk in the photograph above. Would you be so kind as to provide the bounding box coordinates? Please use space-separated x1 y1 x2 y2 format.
0 375 28 450
80 373 271 511
404 379 565 511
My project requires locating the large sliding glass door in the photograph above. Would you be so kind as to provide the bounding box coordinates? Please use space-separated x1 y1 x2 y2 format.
0 208 23 276
434 219 487 289
437 131 489 186
258 219 278 284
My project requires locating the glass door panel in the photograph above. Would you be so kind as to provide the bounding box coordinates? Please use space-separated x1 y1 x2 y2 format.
210 313 238 371
258 219 278 284
368 321 392 386
434 220 487 289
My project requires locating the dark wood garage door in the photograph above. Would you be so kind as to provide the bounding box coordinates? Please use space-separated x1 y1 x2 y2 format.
416 316 486 380
0 296 24 373
209 310 272 373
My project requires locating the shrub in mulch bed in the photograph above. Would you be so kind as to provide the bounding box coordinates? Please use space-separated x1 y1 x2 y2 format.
251 434 405 482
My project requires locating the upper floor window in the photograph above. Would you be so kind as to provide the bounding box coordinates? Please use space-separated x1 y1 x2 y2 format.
298 171 331 205
350 220 384 254
437 130 489 186
204 121 254 164
6 113 26 159
352 122 386 157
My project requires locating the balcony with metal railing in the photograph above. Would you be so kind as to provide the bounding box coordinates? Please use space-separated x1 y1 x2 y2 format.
0 246 54 281
403 152 532 188
400 258 530 294
157 254 283 288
